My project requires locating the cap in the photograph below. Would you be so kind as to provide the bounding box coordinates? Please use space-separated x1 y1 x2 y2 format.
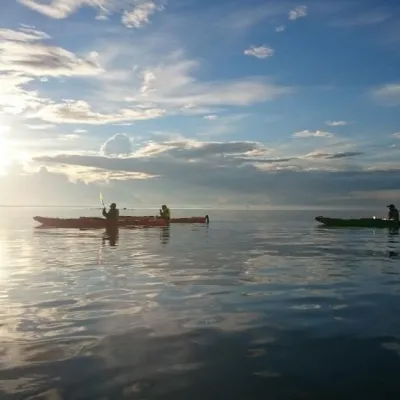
387 204 396 208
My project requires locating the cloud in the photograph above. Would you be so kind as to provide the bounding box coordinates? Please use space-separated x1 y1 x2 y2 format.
306 151 364 159
133 139 269 160
244 45 275 59
238 157 294 164
0 73 46 115
275 25 286 32
326 120 348 126
18 0 93 19
25 124 56 130
18 0 165 26
0 27 50 42
100 133 133 156
74 128 88 134
0 28 102 78
203 115 219 120
371 83 400 106
33 100 166 124
393 133 400 138
122 0 164 28
123 57 292 110
48 164 157 183
327 152 364 159
32 139 400 208
288 5 308 21
220 3 285 30
292 130 334 138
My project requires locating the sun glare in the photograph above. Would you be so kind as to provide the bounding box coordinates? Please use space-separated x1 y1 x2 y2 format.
0 125 11 174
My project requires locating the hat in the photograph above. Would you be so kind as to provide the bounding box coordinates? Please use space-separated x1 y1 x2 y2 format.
387 204 396 208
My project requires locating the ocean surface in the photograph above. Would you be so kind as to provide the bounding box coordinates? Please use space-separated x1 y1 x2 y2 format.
1 207 400 399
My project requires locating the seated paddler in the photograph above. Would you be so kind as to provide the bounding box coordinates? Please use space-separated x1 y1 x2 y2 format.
103 203 119 220
159 204 171 221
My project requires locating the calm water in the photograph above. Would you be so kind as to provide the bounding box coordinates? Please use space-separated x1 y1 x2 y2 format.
1 208 400 399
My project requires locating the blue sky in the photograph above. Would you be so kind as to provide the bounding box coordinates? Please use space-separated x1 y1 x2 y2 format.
0 0 400 208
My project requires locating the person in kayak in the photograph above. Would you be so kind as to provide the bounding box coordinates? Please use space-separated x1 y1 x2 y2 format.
159 205 170 221
387 204 399 222
103 203 119 220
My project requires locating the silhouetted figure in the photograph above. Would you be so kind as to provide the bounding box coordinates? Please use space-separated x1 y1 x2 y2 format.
387 204 399 222
103 203 119 220
159 205 170 221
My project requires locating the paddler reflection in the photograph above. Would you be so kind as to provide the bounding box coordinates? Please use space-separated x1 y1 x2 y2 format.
160 225 170 245
102 226 119 247
387 228 399 258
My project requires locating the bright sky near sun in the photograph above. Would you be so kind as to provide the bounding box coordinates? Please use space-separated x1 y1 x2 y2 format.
0 0 399 207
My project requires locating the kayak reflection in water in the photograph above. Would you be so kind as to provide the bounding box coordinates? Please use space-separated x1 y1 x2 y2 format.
102 202 119 220
160 226 170 245
387 204 399 222
159 204 170 221
103 228 119 247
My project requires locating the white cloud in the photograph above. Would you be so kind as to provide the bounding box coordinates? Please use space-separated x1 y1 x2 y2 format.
0 73 46 115
18 0 165 27
275 25 286 32
124 57 291 108
203 115 219 120
288 5 308 21
122 0 164 28
372 83 400 106
74 128 88 133
25 124 56 130
244 45 275 59
220 3 285 30
45 164 158 183
0 27 50 42
132 139 269 160
393 133 400 138
0 28 102 77
18 0 91 19
87 40 292 117
326 120 348 126
100 133 133 156
59 133 81 141
34 100 166 125
293 130 334 138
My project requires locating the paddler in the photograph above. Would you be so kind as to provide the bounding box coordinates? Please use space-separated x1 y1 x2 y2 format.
387 204 399 222
159 204 171 221
103 202 119 220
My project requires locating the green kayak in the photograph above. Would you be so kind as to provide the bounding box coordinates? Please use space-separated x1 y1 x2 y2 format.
316 216 399 229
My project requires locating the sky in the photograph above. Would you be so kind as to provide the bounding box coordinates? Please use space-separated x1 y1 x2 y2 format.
0 0 400 208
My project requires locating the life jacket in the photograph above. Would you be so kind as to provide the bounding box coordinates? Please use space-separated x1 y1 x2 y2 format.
161 207 170 219
389 208 399 221
105 208 119 220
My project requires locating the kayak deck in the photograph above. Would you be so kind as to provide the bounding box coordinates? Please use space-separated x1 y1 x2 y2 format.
316 216 399 228
117 216 210 224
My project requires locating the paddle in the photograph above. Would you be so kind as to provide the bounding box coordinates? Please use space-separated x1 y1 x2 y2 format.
100 192 105 208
